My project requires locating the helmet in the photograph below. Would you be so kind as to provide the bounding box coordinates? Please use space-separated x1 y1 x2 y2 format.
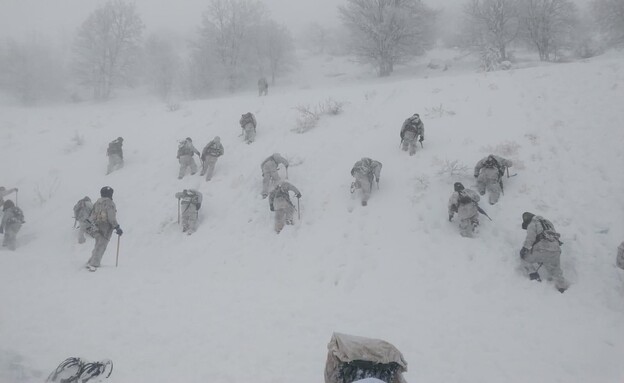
484 155 496 167
83 196 91 201
412 113 420 119
522 212 535 230
454 182 464 192
100 186 114 198
3 200 14 211
214 136 220 142
186 137 192 142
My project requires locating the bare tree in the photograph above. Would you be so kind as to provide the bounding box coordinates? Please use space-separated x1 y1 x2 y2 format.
591 0 624 47
520 0 578 61
73 0 144 100
339 0 436 77
143 33 181 100
302 23 331 54
199 0 266 91
0 37 66 105
463 0 520 62
253 21 296 84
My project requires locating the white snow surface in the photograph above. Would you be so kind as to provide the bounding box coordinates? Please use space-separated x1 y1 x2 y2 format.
1 50 624 383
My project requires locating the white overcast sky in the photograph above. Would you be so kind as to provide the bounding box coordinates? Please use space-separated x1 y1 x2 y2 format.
0 0 590 41
0 0 469 40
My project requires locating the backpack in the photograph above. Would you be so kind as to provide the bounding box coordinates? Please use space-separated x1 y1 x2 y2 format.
536 219 563 245
457 191 473 205
240 113 255 128
484 156 505 178
9 207 24 224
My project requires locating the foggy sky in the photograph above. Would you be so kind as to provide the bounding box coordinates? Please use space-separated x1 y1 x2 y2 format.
0 0 469 40
0 0 592 42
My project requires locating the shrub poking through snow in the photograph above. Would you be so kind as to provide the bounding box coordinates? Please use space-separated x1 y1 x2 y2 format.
293 98 345 133
433 158 469 177
424 104 456 118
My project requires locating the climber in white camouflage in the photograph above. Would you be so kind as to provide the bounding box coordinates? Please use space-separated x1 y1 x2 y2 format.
448 182 481 238
1 200 24 250
474 154 513 205
175 189 203 235
239 112 257 144
200 136 224 181
261 153 289 198
177 137 201 179
86 186 122 271
106 137 124 175
269 181 301 234
73 196 93 244
350 157 382 206
519 212 568 293
399 113 424 156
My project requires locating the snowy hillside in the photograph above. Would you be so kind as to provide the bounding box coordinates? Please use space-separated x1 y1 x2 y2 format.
1 50 624 383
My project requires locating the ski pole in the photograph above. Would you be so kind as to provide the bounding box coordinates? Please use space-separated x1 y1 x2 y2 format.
177 198 180 224
297 197 300 220
115 235 120 267
399 139 403 149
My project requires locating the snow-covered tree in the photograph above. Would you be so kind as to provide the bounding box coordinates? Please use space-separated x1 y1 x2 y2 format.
73 0 144 100
591 0 624 47
198 0 267 91
143 33 181 100
520 0 578 61
462 0 520 62
253 21 296 84
0 37 66 105
339 0 436 77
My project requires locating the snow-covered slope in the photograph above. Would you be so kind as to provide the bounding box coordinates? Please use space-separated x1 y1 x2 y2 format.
1 51 623 383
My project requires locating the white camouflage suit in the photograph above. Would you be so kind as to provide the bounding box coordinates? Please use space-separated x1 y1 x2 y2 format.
521 215 568 290
269 181 301 233
240 113 257 144
351 158 382 206
73 197 93 244
175 190 203 234
1 202 24 250
200 137 224 181
261 153 289 197
400 114 424 156
448 189 481 237
177 138 201 179
87 197 120 268
474 154 513 205
106 138 124 175
0 187 17 221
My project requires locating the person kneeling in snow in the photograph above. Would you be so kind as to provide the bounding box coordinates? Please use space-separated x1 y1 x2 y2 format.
519 212 568 293
448 182 480 238
175 189 203 235
473 154 513 205
269 181 301 234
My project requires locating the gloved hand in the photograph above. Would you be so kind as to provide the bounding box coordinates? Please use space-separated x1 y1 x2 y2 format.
270 204 274 211
114 225 123 236
474 173 479 178
295 193 301 198
196 203 201 210
520 247 529 259
419 136 424 142
529 272 541 281
375 177 380 183
448 214 453 222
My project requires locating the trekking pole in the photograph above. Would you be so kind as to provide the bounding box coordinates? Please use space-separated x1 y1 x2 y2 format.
177 198 180 224
420 141 424 149
399 139 403 149
15 189 18 207
297 197 300 220
115 235 120 267
73 218 77 229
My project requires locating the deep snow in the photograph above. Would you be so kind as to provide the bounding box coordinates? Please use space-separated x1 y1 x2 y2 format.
1 50 623 383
